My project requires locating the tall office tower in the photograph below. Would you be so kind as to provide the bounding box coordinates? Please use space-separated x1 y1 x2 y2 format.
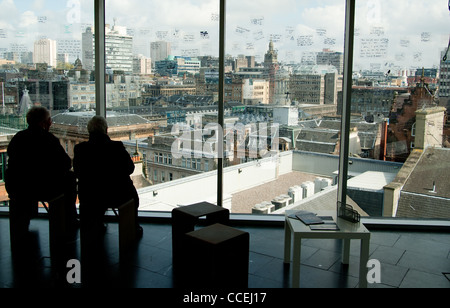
33 38 57 67
150 41 171 68
439 48 450 98
289 71 338 105
316 48 344 74
105 25 133 73
82 27 94 71
81 24 133 73
133 54 152 75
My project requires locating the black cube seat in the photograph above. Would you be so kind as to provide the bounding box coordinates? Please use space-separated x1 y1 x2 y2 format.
171 202 229 269
184 223 249 288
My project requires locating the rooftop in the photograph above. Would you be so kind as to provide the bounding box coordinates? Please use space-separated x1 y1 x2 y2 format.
231 171 320 213
52 111 151 128
396 147 450 218
347 171 397 192
136 150 404 216
401 147 450 199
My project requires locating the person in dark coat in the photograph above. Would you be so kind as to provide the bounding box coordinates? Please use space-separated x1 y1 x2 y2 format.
73 115 143 238
5 106 78 237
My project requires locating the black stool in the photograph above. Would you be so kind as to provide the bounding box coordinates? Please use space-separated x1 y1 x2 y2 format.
42 194 68 256
9 194 67 255
111 199 137 253
185 223 249 288
171 202 229 275
80 199 136 254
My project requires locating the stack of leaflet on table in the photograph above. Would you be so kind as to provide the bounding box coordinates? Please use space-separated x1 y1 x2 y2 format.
288 210 340 231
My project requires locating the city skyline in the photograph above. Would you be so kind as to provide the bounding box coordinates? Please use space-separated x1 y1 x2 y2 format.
0 0 449 71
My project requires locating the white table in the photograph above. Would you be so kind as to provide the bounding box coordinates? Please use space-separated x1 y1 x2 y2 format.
284 210 371 288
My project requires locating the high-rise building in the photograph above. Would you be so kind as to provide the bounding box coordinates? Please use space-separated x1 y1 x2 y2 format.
439 48 450 98
105 25 133 73
150 41 171 68
133 54 152 75
4 52 33 64
81 24 133 73
289 72 338 105
33 38 57 67
316 49 344 74
154 56 200 77
81 27 94 71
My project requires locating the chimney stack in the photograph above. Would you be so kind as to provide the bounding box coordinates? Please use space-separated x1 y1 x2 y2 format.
414 107 446 150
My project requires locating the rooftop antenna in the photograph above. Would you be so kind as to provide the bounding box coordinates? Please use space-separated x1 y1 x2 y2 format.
429 181 437 193
443 36 449 62
444 2 450 61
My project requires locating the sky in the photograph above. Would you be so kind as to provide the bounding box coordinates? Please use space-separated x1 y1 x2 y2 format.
0 0 449 72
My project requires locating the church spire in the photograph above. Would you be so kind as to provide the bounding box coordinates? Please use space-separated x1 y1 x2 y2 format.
19 86 32 115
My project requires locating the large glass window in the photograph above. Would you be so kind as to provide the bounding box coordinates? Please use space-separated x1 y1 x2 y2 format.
349 0 449 219
2 0 448 222
0 0 94 201
107 0 220 210
223 0 346 216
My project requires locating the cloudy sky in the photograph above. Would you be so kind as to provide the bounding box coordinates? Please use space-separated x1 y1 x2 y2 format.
0 0 449 72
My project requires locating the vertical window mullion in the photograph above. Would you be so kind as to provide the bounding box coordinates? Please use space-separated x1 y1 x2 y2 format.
337 0 355 214
95 0 106 118
217 0 226 207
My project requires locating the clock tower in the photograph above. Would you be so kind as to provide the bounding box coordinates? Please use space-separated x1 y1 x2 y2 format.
264 40 279 104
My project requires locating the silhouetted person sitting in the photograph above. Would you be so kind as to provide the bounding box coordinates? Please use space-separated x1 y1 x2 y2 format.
5 106 78 239
73 115 143 239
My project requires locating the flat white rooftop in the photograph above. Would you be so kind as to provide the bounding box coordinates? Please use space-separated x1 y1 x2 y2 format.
347 171 397 192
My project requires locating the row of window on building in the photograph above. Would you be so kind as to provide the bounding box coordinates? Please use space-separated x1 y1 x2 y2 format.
149 151 211 184
153 152 209 171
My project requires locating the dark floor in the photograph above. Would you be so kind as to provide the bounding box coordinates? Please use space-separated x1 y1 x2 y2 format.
0 216 449 290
